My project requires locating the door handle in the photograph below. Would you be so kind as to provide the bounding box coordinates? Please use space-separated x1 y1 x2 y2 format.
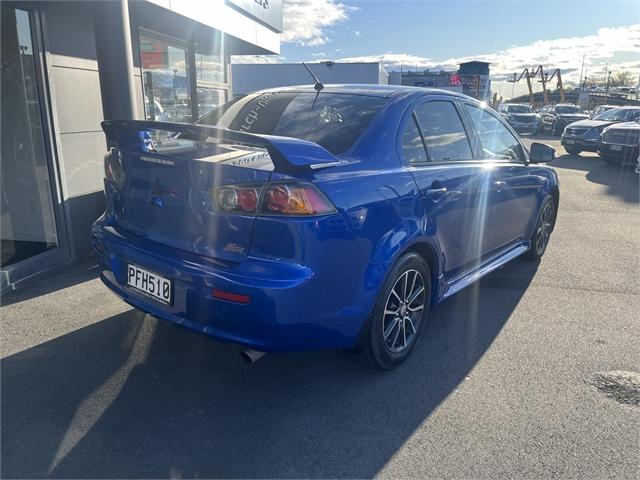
426 187 448 195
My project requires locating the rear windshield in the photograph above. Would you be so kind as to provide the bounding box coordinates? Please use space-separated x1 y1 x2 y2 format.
506 105 533 113
198 92 388 154
556 105 582 114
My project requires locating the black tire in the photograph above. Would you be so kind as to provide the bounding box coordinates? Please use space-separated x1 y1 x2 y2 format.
362 252 431 370
602 155 622 167
564 146 582 156
524 195 555 260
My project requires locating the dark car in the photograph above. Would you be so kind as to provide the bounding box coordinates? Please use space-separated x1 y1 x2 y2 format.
497 103 539 135
560 107 640 155
92 85 559 369
540 104 589 136
598 119 640 167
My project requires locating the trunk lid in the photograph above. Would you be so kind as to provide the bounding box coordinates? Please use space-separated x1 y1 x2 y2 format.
102 120 338 263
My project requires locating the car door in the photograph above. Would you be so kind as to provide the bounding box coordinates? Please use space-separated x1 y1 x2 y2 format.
400 96 494 279
462 102 543 255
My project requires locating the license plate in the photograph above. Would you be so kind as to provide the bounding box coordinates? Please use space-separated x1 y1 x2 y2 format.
610 145 622 151
127 264 172 304
565 139 575 144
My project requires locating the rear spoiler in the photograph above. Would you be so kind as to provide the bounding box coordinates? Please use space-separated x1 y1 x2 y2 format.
101 120 341 174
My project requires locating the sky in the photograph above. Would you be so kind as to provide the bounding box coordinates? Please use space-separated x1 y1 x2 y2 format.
235 0 640 99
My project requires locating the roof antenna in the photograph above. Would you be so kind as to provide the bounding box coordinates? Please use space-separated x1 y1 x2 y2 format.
302 62 324 92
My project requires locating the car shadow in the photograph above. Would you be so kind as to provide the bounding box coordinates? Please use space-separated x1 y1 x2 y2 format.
551 153 639 204
1 259 539 479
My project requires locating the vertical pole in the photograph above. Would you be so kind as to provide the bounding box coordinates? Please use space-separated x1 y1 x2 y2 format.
94 0 137 121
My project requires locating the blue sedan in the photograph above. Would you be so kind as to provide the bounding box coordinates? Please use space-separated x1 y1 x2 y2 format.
92 85 559 369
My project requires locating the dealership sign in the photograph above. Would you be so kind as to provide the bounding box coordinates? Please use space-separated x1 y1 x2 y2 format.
227 0 283 32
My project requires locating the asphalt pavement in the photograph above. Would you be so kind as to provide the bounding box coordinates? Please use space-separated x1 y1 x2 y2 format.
1 137 639 479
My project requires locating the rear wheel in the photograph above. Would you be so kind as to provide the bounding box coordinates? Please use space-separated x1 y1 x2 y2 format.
525 196 555 260
362 253 430 370
564 146 582 155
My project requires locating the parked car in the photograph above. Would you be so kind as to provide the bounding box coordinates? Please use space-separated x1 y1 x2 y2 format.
539 104 589 135
561 107 640 155
591 105 617 118
598 118 640 167
497 103 539 135
92 85 559 369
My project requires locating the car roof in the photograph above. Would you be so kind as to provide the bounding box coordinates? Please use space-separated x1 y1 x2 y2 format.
255 84 469 100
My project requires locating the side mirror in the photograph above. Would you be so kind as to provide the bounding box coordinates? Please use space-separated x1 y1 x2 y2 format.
529 142 555 163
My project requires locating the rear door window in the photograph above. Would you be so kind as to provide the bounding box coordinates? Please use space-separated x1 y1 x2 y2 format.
199 92 387 155
401 116 428 164
414 101 473 162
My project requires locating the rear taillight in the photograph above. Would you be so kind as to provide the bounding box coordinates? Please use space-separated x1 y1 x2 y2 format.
212 182 335 216
104 148 126 188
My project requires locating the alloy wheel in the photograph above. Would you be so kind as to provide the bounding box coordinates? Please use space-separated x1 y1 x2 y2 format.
535 201 554 255
382 269 426 353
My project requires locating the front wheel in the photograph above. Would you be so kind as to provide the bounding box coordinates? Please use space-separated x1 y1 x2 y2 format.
564 146 582 155
362 253 431 370
525 196 555 260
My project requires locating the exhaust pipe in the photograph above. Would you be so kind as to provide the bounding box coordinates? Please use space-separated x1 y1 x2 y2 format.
239 348 266 364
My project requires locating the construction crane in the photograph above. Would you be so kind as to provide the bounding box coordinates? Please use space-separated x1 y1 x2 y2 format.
507 67 536 105
507 65 565 105
540 68 565 103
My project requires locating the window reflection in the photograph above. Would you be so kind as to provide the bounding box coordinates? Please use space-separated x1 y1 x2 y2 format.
140 35 192 122
402 117 427 164
465 104 522 161
415 101 473 161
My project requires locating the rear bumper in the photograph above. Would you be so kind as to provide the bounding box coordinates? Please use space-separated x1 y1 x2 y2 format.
91 218 372 352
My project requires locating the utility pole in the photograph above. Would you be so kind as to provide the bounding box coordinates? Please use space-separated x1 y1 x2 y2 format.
605 70 612 96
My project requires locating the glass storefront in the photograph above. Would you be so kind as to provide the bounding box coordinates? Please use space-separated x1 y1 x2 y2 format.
1 6 59 268
140 30 228 123
140 34 192 123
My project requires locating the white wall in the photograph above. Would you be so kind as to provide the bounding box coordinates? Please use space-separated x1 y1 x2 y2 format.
232 62 387 96
147 0 280 54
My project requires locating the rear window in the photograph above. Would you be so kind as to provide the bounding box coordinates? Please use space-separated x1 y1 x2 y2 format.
556 105 581 114
198 92 387 154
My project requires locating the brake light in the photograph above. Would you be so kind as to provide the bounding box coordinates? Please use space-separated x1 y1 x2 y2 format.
104 148 126 188
212 182 335 216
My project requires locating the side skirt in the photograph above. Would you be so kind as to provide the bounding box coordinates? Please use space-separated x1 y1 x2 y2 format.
440 241 530 301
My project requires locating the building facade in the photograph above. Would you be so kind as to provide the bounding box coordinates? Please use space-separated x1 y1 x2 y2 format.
389 70 463 93
389 61 491 100
231 61 389 97
0 0 282 292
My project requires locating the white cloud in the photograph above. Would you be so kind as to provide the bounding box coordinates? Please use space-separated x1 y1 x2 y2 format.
281 0 352 46
336 24 640 97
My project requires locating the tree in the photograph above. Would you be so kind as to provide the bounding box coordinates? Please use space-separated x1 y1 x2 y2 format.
609 70 634 88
